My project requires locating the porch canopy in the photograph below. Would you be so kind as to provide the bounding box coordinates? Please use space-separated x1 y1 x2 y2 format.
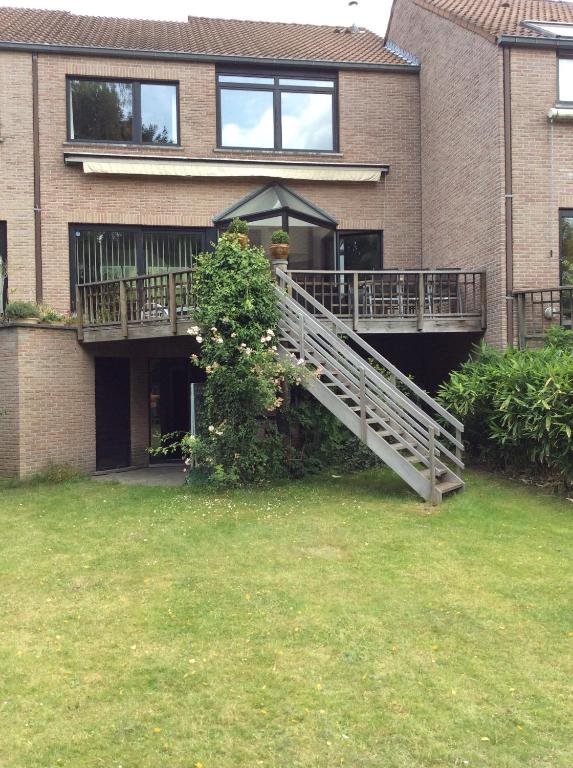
214 183 338 269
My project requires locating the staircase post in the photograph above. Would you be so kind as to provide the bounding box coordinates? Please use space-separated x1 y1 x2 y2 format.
299 312 305 360
428 426 438 505
359 367 367 442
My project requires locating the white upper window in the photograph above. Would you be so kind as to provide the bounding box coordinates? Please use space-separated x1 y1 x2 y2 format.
559 58 573 102
523 21 573 38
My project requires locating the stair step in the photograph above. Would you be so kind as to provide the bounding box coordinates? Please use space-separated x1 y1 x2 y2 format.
436 479 464 496
420 467 448 479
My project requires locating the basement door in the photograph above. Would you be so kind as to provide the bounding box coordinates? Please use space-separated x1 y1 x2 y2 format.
95 358 131 471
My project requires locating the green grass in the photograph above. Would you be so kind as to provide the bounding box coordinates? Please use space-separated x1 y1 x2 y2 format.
0 468 571 768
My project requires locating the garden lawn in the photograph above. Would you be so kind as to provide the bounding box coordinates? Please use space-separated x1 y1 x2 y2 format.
0 468 571 768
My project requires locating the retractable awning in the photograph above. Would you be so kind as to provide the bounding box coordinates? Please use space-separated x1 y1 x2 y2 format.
65 154 387 183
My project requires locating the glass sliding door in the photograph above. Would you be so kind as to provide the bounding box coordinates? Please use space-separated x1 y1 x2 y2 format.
71 225 208 307
143 230 204 274
73 228 138 285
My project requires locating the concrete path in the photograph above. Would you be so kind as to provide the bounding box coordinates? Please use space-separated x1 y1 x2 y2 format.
93 465 186 486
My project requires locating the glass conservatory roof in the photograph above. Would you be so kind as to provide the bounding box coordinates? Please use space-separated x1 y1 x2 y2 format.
213 183 338 226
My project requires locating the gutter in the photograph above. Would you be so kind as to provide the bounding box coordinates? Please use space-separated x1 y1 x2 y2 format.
32 52 42 304
0 40 420 73
498 34 573 50
503 46 514 348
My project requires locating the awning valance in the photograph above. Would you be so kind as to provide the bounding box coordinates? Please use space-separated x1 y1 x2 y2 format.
67 155 386 183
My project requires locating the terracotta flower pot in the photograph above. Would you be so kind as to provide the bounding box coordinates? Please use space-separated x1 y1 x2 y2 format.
15 316 41 325
270 244 289 260
237 234 249 248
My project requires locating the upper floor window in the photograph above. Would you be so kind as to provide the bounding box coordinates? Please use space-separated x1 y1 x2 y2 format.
217 71 337 152
68 78 179 145
559 58 573 102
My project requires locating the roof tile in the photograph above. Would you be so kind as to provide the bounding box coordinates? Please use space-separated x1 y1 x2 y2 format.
0 7 412 66
414 0 573 39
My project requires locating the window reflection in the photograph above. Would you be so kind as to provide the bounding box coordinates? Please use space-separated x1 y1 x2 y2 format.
281 92 334 150
141 83 178 144
220 88 274 148
70 79 133 142
338 232 382 270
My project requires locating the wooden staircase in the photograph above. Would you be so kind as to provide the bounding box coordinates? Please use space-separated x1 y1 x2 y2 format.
275 269 465 504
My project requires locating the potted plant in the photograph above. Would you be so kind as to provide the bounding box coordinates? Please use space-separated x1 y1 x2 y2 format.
227 217 249 248
5 300 41 325
270 230 290 260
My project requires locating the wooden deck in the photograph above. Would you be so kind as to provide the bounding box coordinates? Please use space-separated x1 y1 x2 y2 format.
76 268 487 343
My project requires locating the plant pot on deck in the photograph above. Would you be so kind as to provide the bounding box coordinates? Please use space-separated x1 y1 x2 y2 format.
270 244 289 261
237 234 249 248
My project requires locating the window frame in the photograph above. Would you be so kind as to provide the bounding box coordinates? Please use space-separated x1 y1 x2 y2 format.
336 230 384 271
66 76 181 146
216 67 339 153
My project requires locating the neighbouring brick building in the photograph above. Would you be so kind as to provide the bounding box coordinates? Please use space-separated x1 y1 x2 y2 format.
0 1 571 479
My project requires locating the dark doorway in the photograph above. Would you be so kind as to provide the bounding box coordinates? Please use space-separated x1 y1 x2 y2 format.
149 359 189 462
95 358 131 470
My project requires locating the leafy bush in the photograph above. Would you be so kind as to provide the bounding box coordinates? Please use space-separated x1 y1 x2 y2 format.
5 300 41 319
226 217 249 235
438 333 573 481
271 230 290 245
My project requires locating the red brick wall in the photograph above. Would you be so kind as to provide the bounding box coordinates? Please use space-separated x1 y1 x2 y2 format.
0 52 421 311
388 0 507 345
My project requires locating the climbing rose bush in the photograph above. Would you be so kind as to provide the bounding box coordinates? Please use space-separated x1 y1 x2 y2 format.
185 232 302 486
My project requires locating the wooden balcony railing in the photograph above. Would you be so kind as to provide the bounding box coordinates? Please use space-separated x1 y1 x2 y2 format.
513 286 573 349
76 268 195 341
286 270 487 332
75 268 487 342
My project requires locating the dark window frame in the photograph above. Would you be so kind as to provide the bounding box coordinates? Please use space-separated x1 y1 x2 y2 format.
559 209 573 284
66 76 181 146
336 230 383 270
69 224 214 309
216 67 339 153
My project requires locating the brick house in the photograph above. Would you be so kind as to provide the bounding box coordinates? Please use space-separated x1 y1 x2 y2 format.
387 0 573 348
0 2 568 492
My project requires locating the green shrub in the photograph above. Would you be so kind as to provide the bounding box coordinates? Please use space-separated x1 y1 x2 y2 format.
226 217 249 235
438 334 573 481
5 300 41 319
271 230 289 245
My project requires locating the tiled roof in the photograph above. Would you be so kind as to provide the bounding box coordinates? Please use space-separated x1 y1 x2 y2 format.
414 0 573 40
0 7 413 66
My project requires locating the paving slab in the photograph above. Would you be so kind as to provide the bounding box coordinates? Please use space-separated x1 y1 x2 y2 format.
93 465 185 486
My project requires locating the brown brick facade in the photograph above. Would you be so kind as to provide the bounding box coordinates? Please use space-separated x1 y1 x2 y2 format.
509 46 569 292
0 53 424 312
388 0 507 346
0 326 95 478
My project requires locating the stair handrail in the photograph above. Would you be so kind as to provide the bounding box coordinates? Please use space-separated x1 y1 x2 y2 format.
276 268 464 435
